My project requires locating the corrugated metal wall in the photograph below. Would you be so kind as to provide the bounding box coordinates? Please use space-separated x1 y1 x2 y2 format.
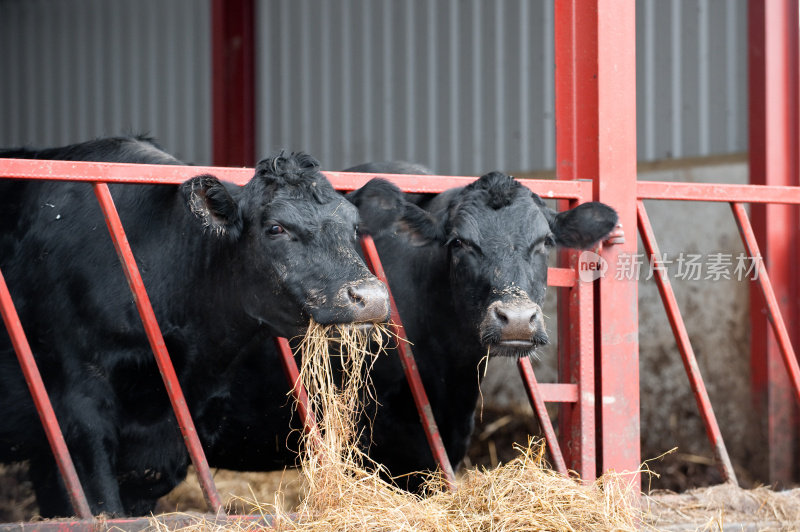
256 0 748 175
256 0 556 175
636 0 748 161
0 1 747 173
0 0 212 165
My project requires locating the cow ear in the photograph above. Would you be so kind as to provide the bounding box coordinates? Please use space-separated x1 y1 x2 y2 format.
347 178 443 246
347 178 405 236
181 174 243 239
397 202 445 246
549 201 618 249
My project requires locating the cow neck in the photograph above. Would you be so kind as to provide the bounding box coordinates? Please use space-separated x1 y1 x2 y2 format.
403 242 487 404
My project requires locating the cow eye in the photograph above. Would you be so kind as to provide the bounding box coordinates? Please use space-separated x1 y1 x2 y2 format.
448 236 475 252
267 224 285 236
544 234 556 247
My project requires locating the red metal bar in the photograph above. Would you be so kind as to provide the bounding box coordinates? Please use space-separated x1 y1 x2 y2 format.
552 0 596 481
547 267 576 288
212 0 255 167
549 205 596 480
10 157 800 204
555 0 639 485
518 357 569 476
359 235 456 489
566 248 597 481
538 384 579 403
273 337 320 440
748 0 800 486
732 203 800 406
0 159 254 186
91 183 223 513
637 181 800 204
637 201 738 484
0 159 591 198
0 269 93 519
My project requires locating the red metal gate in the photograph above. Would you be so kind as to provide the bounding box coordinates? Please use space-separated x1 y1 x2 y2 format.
3 0 800 528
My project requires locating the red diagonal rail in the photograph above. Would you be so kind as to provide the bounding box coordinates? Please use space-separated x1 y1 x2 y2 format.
92 183 223 513
359 234 457 489
517 356 569 476
637 200 738 484
0 269 93 519
274 337 322 447
731 202 800 405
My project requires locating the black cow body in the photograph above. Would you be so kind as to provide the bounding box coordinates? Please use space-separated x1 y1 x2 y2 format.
204 163 618 490
0 137 391 516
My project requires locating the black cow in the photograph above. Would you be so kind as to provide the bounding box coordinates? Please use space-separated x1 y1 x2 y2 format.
202 162 618 490
345 166 617 486
0 137 393 517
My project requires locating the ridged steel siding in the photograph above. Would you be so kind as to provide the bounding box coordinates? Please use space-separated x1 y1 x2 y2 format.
636 0 747 161
255 0 556 175
0 1 747 173
256 0 747 175
0 0 211 165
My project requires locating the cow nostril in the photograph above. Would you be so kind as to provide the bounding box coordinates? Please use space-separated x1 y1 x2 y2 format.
347 286 365 306
494 307 509 325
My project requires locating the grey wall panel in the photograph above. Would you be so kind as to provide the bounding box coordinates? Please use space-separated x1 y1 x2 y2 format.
637 0 747 162
1 1 749 174
257 0 747 175
0 0 212 164
256 0 556 175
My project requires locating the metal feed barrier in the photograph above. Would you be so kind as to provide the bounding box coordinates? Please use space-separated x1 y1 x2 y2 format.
635 182 800 486
3 1 800 529
0 159 596 529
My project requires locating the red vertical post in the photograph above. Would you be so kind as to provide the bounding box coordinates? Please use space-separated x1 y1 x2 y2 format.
552 1 596 481
212 0 256 167
748 0 800 486
555 0 640 488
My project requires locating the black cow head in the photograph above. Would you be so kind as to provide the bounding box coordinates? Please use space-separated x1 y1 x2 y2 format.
180 153 390 337
351 173 617 358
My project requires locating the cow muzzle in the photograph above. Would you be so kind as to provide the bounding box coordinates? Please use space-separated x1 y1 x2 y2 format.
313 278 390 326
479 299 548 356
343 278 390 323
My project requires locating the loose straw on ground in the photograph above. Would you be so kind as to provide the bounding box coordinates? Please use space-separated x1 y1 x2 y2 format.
154 320 643 531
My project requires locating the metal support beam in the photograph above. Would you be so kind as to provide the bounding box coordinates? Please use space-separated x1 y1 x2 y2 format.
212 0 256 167
748 0 800 486
554 0 639 487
